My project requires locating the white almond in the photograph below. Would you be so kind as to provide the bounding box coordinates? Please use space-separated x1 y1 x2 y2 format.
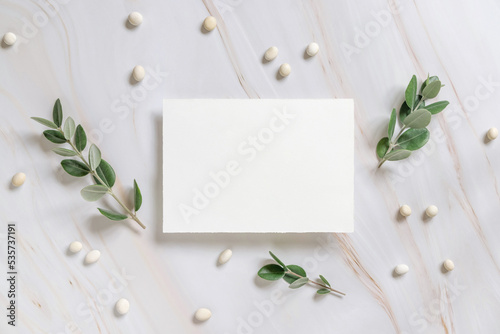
69 241 83 253
487 127 498 140
128 12 143 26
264 46 278 61
115 298 130 315
399 204 411 217
194 308 211 322
425 205 438 218
394 264 409 276
443 259 455 271
85 250 101 264
203 16 217 31
279 63 291 77
132 65 145 82
11 172 26 187
218 249 232 265
306 42 319 57
3 32 16 46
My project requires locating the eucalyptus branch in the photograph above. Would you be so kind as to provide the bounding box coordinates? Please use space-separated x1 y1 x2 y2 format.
32 99 145 229
258 251 345 296
376 74 450 168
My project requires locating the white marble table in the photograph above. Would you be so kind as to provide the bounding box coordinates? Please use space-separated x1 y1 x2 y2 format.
1 0 500 333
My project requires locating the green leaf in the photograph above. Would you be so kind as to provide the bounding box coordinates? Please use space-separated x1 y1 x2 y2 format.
283 265 307 284
98 208 128 221
319 275 331 287
31 117 58 129
388 108 396 139
43 130 66 144
403 109 431 129
134 179 142 211
385 149 411 161
399 97 424 123
63 117 76 140
258 264 285 281
289 277 309 289
81 185 108 201
94 160 116 187
405 75 417 109
376 137 390 159
61 159 90 177
269 251 286 268
89 144 101 171
421 75 439 93
53 99 63 127
52 148 77 156
316 289 330 295
425 101 449 115
74 125 87 152
422 80 442 99
397 129 430 151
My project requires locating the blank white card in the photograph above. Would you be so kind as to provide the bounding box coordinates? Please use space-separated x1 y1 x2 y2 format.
163 99 353 233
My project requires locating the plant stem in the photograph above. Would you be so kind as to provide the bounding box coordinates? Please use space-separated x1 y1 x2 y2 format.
62 130 146 229
285 270 345 296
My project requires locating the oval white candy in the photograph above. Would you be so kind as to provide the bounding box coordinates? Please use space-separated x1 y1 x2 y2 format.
279 63 291 77
218 249 232 265
487 127 498 140
264 46 278 61
399 204 411 217
69 241 83 253
203 16 217 31
128 12 143 26
3 32 16 46
306 42 319 57
194 308 211 322
85 250 101 264
394 264 409 275
425 205 438 218
443 259 454 271
115 298 130 315
11 172 26 187
132 65 145 82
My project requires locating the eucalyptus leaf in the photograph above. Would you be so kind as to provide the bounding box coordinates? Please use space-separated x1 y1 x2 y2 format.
403 109 431 129
405 75 417 109
94 160 116 187
74 125 87 152
388 108 396 139
269 251 286 268
258 264 285 281
52 148 77 156
61 159 90 177
43 130 66 144
425 101 449 115
31 117 58 129
289 277 309 289
283 265 307 284
376 137 390 159
319 275 331 287
421 75 439 93
81 185 108 201
385 149 411 161
63 117 76 140
316 289 330 295
399 97 424 123
397 129 430 151
89 144 101 171
422 80 441 99
53 99 63 127
134 179 142 211
98 208 128 221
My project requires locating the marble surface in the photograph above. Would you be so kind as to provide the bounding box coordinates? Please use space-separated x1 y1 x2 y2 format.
1 0 500 333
